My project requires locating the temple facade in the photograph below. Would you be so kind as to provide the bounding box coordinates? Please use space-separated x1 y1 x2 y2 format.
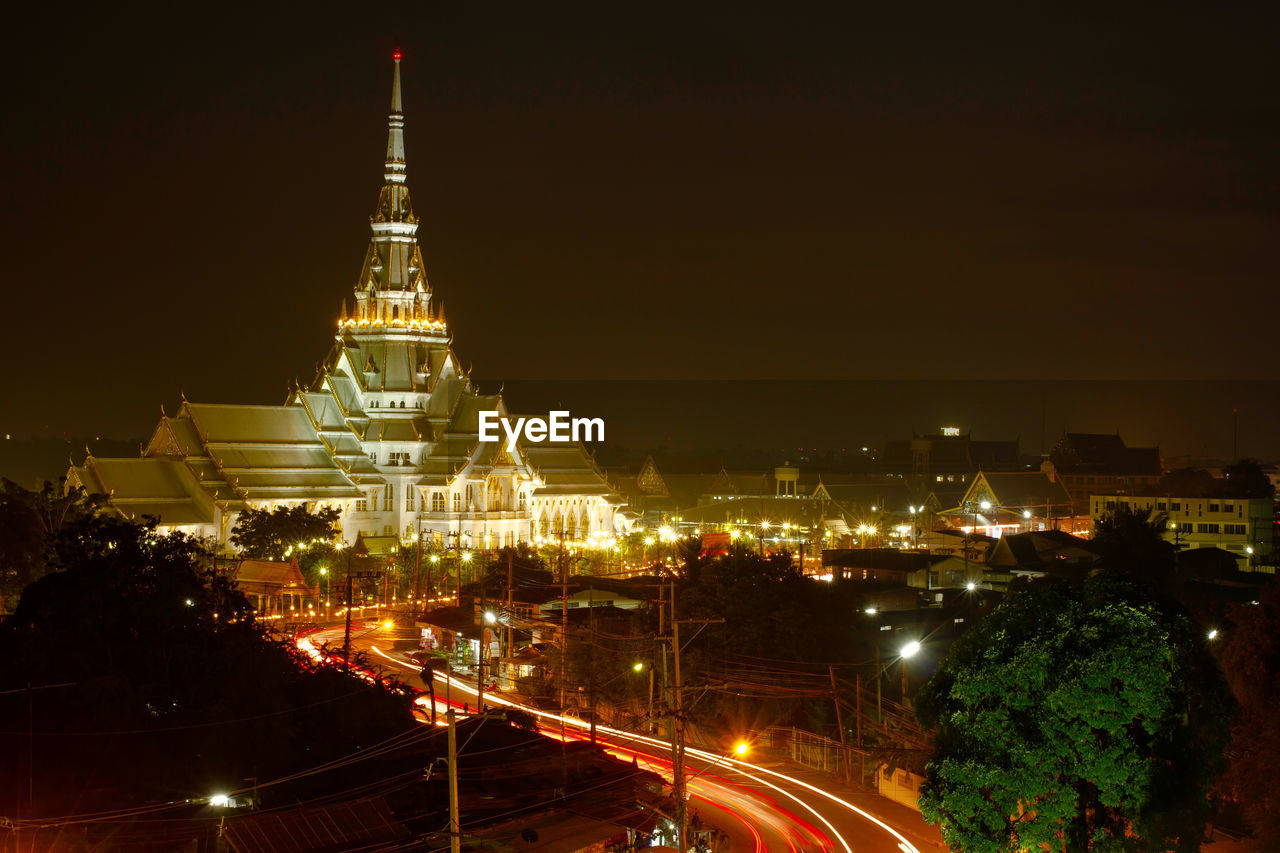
69 52 628 551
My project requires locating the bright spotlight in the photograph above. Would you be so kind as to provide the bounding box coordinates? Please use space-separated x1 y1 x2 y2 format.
1207 629 1219 641
209 794 230 807
900 640 921 659
966 581 977 591
734 741 749 756
633 661 645 672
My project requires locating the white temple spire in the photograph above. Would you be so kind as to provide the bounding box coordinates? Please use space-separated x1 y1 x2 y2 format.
385 47 407 184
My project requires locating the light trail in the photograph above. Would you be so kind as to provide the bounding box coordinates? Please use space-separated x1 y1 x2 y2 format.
362 642 922 853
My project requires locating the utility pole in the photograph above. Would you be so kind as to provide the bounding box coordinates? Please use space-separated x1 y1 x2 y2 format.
343 560 380 672
855 671 863 784
665 580 724 853
447 709 461 853
506 549 514 688
588 591 597 744
343 569 354 672
412 530 422 617
478 568 487 713
829 665 850 783
559 532 569 714
671 580 687 853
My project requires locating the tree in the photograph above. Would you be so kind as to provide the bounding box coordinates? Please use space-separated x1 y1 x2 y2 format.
1091 503 1175 585
0 512 415 829
915 574 1231 852
1214 580 1280 846
229 504 341 560
1217 459 1275 500
0 479 104 612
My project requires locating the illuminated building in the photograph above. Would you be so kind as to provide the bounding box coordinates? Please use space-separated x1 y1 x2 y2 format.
69 51 625 550
1090 494 1274 570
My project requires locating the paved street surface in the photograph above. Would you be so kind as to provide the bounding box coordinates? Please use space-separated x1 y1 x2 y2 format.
300 623 948 852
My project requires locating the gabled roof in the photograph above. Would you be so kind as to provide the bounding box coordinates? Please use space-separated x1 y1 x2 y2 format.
69 457 217 525
986 530 1100 571
233 558 311 589
960 471 1074 513
1051 432 1161 476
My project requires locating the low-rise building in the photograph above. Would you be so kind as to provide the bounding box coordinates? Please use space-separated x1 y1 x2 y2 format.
1090 493 1275 571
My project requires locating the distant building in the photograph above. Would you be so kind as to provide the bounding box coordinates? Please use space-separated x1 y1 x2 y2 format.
985 530 1101 579
231 558 317 617
879 430 1022 482
1044 432 1162 516
941 470 1082 537
1090 493 1275 571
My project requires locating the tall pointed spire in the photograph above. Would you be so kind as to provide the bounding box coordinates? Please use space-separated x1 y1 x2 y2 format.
385 47 407 184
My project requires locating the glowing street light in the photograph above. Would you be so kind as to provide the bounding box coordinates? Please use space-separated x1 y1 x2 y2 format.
483 611 497 625
965 581 977 591
864 606 878 615
733 741 750 757
1207 629 1219 641
979 500 991 511
633 661 645 672
900 640 921 659
209 794 230 807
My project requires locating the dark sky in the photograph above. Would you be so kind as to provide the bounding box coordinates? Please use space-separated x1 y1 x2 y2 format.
3 2 1277 442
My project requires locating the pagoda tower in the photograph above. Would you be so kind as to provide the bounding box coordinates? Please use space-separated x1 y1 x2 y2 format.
73 50 627 556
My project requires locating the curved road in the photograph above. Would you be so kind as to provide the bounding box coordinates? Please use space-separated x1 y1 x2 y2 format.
299 625 923 853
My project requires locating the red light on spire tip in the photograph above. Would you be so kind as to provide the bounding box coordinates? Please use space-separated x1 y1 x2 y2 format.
393 48 402 61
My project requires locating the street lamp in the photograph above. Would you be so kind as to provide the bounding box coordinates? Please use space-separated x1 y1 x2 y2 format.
899 640 920 705
733 741 750 757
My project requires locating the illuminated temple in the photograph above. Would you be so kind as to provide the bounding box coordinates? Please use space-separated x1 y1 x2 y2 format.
69 52 627 550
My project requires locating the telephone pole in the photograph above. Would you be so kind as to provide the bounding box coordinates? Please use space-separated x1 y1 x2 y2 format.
447 709 461 853
506 550 514 688
666 578 724 853
671 583 687 853
412 530 422 617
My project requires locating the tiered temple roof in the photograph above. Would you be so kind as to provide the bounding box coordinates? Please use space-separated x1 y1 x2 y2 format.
71 50 622 542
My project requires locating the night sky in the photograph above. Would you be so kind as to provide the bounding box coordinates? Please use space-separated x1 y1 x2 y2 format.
3 3 1277 447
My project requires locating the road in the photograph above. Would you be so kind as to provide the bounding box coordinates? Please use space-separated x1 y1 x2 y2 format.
299 624 928 853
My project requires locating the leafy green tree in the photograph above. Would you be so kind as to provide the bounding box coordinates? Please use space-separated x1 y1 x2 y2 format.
1214 581 1280 846
915 575 1231 852
229 504 341 560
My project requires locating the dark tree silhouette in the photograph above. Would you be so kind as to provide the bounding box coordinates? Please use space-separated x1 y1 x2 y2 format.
0 513 415 833
1215 581 1280 846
